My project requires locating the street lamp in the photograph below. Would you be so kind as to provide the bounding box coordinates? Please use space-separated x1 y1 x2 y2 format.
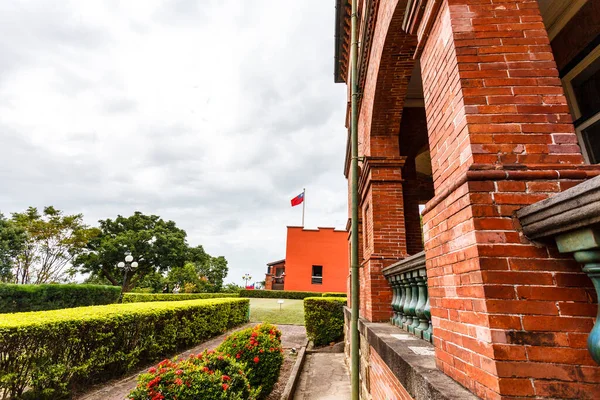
242 273 252 288
117 253 139 303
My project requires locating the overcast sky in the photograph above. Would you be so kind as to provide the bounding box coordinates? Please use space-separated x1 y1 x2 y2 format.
0 0 348 286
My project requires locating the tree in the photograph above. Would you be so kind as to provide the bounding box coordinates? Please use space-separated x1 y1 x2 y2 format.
186 245 229 292
0 213 26 282
73 212 188 291
10 206 98 284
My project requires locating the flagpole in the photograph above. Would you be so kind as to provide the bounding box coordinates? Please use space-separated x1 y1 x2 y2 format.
302 188 306 227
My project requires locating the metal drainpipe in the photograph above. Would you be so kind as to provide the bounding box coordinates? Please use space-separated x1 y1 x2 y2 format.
350 0 360 398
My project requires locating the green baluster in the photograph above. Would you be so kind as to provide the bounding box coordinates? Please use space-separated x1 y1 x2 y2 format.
395 274 406 327
573 250 600 364
409 272 423 334
389 275 398 325
423 293 433 343
414 270 429 339
402 273 413 330
407 272 419 334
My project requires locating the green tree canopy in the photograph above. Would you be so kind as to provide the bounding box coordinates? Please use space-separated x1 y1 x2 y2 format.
186 245 228 291
10 206 98 284
0 213 27 282
73 211 188 290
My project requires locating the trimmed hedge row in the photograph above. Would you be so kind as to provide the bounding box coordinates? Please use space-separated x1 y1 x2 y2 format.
321 292 347 297
304 297 347 346
123 292 239 303
240 289 327 299
0 284 121 313
0 298 249 399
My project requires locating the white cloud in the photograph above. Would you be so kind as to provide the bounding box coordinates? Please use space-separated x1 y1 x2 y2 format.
0 0 348 285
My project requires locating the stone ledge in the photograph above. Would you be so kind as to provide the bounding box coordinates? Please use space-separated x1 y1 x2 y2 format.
344 307 478 400
517 174 600 240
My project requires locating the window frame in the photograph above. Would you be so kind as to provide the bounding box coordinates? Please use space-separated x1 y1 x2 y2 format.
311 265 323 285
562 43 600 164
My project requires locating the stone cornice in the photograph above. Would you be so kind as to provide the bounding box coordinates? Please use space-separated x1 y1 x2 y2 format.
382 251 426 277
517 174 600 241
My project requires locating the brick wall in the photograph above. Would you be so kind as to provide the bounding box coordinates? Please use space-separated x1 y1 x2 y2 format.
419 0 600 398
370 347 414 400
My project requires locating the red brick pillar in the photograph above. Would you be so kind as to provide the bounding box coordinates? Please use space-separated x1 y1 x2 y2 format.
420 0 600 398
359 156 408 322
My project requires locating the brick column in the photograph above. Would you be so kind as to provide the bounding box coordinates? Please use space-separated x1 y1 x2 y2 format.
359 156 408 322
419 1 600 398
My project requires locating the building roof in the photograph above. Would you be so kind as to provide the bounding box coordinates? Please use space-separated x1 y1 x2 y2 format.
266 259 286 266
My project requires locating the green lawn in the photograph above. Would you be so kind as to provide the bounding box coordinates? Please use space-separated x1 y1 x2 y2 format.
249 298 305 325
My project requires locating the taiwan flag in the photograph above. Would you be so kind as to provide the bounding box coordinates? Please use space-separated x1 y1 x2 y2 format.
291 192 304 207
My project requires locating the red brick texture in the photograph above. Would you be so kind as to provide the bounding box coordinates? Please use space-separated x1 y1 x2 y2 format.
370 346 414 400
419 0 600 399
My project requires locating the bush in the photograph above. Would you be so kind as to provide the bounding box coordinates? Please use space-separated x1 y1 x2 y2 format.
321 292 347 297
0 298 249 399
217 323 283 398
0 283 121 313
240 289 325 300
304 297 346 346
122 292 239 303
129 350 258 400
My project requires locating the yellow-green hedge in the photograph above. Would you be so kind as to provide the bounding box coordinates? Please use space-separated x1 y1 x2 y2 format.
321 292 347 298
122 292 239 303
304 297 347 346
0 298 249 399
0 284 121 313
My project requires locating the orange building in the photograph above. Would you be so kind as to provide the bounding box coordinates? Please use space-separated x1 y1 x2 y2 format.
265 227 348 293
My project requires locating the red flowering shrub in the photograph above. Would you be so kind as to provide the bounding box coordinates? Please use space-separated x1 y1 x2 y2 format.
216 324 283 398
128 350 257 400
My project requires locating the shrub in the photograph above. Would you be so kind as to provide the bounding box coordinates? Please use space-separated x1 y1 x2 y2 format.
122 292 239 303
304 297 346 346
129 350 258 400
0 283 121 313
217 324 283 398
321 292 347 298
240 289 325 300
0 298 249 399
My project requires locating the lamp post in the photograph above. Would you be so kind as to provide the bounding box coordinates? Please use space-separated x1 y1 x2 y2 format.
117 253 138 303
242 273 252 288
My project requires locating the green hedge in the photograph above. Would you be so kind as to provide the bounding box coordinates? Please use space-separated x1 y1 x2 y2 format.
321 292 347 297
0 298 249 399
240 289 327 299
123 292 239 303
304 297 347 346
0 284 121 313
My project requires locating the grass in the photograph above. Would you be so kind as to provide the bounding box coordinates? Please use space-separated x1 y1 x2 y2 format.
249 298 305 325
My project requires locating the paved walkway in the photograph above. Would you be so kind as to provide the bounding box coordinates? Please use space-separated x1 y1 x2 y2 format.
79 324 306 400
293 353 351 400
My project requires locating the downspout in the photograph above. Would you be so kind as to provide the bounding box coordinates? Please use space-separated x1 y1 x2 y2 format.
350 0 360 399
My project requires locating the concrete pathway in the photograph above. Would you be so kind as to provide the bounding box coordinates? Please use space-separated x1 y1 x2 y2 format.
79 324 306 400
293 353 351 400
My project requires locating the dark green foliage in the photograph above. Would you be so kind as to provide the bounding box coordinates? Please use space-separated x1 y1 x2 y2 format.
217 324 283 398
304 297 347 346
129 351 258 400
321 292 347 297
0 298 249 399
123 292 239 303
73 212 189 290
0 283 121 313
240 289 326 299
0 214 26 282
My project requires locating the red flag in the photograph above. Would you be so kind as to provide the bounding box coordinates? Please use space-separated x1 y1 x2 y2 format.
291 192 304 207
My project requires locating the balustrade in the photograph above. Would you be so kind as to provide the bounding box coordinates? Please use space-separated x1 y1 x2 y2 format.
382 251 432 343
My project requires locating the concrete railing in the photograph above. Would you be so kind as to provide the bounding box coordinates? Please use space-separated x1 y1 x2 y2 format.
382 251 432 342
518 175 600 364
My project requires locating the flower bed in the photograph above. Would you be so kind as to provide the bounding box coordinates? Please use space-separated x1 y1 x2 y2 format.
130 324 284 400
129 351 258 400
217 324 283 398
0 283 121 313
0 298 249 399
123 292 239 303
304 297 346 345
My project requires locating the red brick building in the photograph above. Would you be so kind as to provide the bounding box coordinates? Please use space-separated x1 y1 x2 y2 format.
334 0 600 399
264 227 348 293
